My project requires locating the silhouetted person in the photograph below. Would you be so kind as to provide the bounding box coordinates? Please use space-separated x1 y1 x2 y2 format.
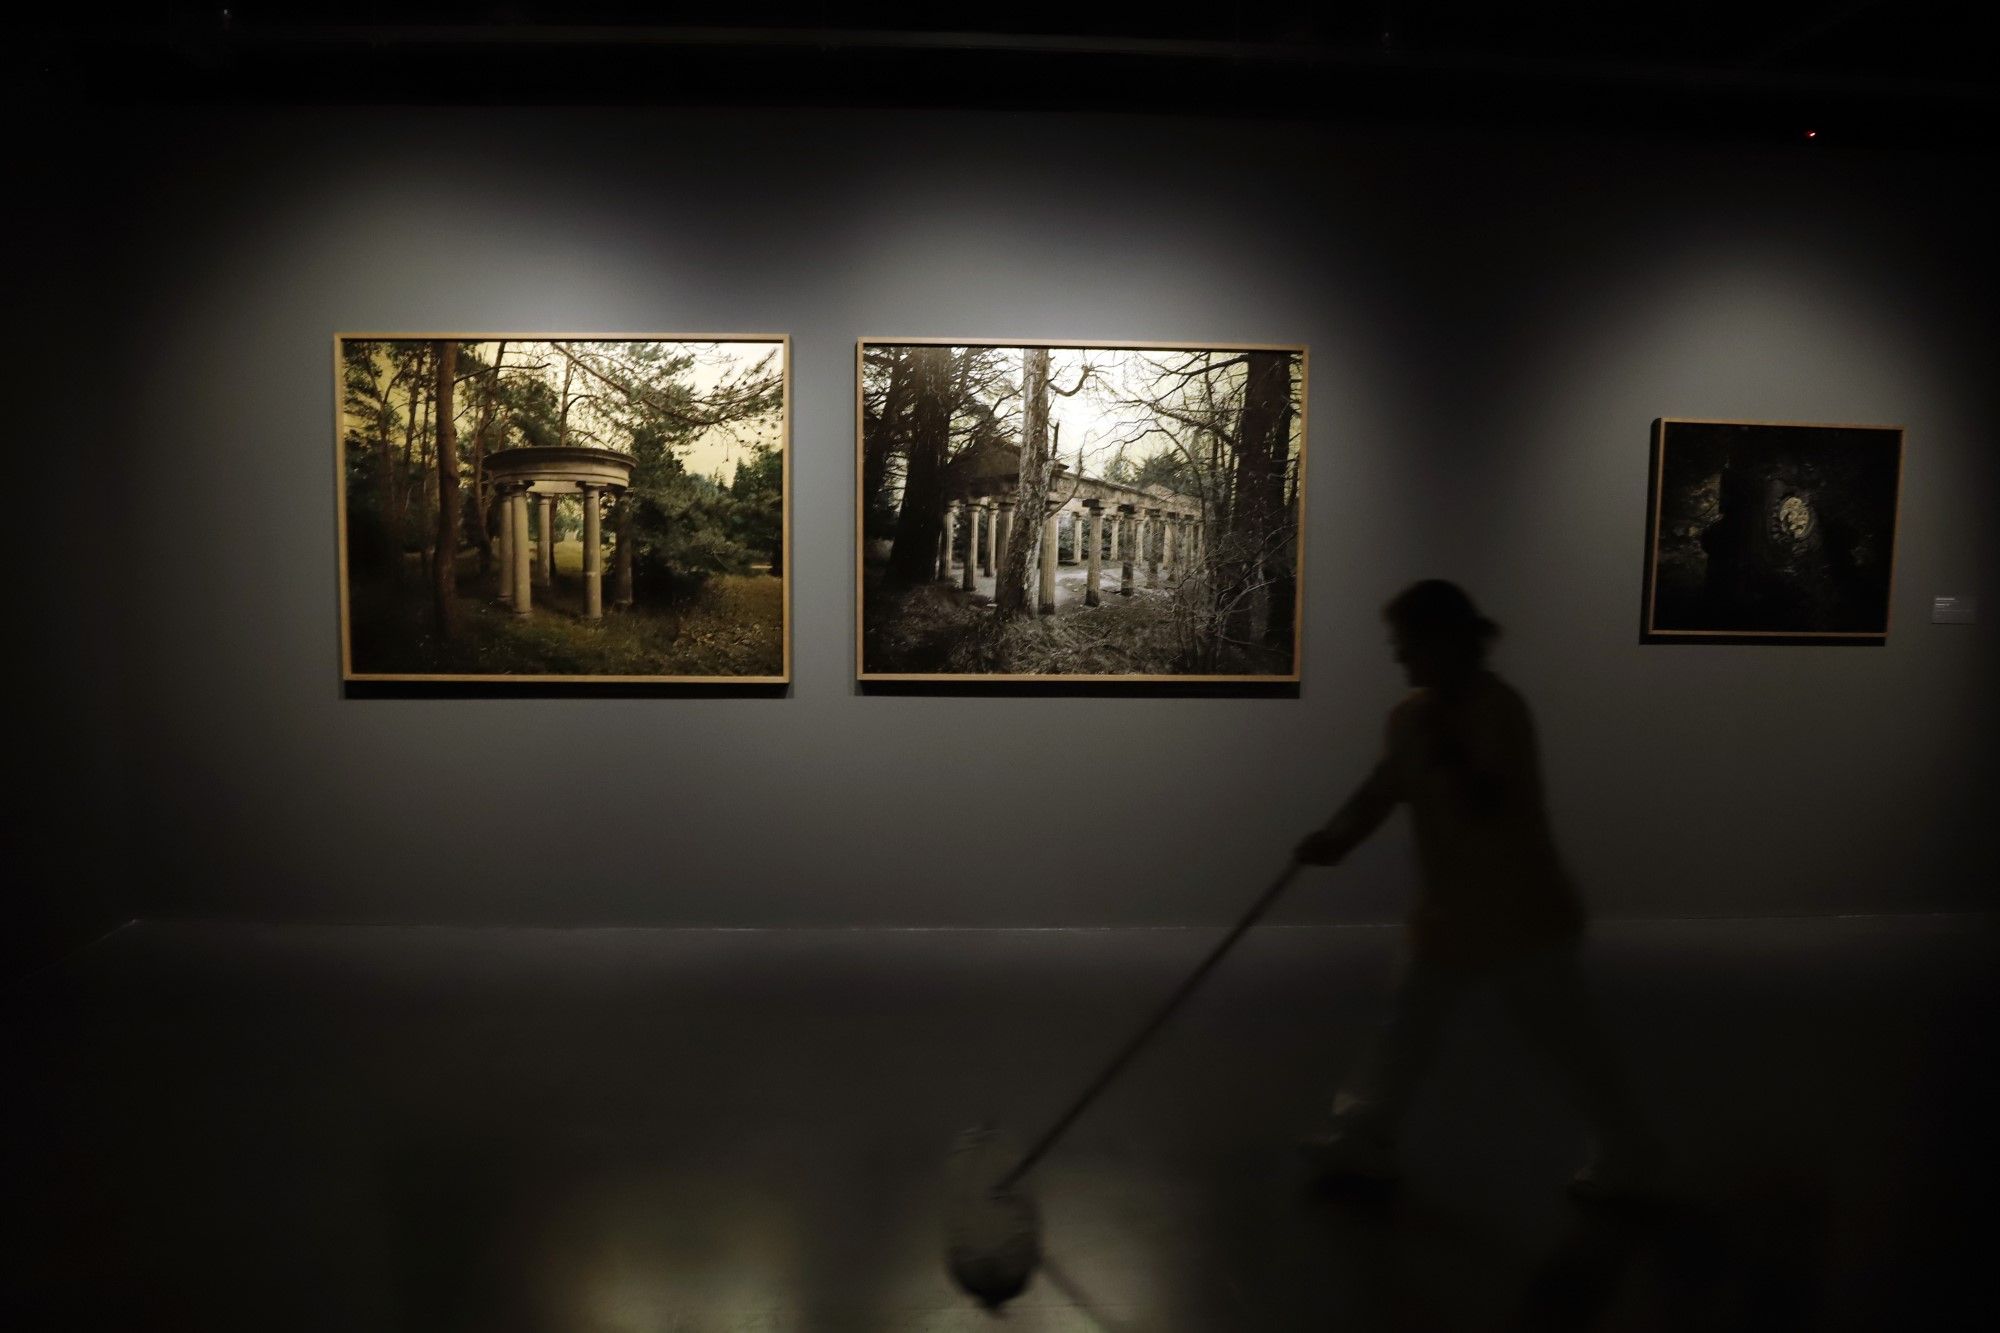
1296 580 1662 1199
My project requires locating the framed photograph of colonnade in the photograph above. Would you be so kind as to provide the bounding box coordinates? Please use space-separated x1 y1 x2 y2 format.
857 339 1308 682
1643 418 1903 643
336 334 789 684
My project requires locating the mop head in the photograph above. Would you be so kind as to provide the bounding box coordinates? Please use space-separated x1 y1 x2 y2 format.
944 1124 1041 1309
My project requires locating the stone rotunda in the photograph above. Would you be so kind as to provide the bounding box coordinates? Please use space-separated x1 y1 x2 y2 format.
483 446 637 619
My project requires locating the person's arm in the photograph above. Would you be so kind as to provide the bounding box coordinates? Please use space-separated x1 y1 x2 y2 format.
1295 755 1401 866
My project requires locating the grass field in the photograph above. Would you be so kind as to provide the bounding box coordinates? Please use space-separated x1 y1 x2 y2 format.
861 565 1292 676
863 573 1189 675
348 545 783 678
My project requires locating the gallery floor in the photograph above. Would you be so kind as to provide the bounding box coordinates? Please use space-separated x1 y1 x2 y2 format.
6 913 1990 1332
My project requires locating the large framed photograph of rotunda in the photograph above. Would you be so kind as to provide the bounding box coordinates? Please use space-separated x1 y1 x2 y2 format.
1644 418 1903 642
857 339 1307 682
336 335 789 683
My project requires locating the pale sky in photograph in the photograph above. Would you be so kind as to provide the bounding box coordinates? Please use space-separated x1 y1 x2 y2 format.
451 339 784 487
1005 347 1297 481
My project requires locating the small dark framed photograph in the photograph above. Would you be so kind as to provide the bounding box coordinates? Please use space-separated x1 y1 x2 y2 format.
1644 418 1904 642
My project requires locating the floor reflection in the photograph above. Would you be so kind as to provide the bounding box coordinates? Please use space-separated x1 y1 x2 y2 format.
4 917 1988 1330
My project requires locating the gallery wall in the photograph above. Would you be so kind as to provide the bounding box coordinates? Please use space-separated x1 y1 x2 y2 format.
18 105 1996 960
11 146 136 980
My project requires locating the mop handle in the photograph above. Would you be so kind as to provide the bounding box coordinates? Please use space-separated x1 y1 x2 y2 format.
996 859 1305 1192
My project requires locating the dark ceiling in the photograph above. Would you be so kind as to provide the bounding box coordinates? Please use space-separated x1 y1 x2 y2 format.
18 2 1996 144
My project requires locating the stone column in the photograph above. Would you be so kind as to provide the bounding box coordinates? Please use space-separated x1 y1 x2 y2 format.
980 500 997 576
612 493 635 609
1038 508 1058 615
995 496 1016 582
1118 505 1135 597
1109 507 1121 562
938 503 956 582
510 486 533 615
960 501 978 592
581 483 604 620
1162 515 1177 576
1083 501 1102 608
534 494 554 588
490 482 508 600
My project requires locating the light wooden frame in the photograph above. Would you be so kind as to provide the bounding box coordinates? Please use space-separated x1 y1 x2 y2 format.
855 337 1309 683
1643 416 1905 642
335 332 792 685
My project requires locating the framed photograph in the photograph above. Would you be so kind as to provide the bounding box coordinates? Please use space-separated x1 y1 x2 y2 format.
1644 418 1903 642
857 339 1307 682
336 334 789 684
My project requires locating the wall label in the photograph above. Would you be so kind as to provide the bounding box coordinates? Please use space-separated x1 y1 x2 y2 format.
1931 595 1977 624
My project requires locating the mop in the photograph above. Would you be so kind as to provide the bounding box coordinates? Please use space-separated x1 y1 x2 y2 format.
944 859 1306 1308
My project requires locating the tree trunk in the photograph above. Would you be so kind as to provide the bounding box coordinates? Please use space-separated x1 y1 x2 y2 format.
1208 427 1226 548
415 351 436 575
613 495 635 608
886 346 952 584
372 375 399 581
556 359 574 449
432 340 460 640
470 340 506 575
397 357 421 558
1265 437 1299 649
995 346 1052 618
862 352 913 542
1222 351 1291 647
